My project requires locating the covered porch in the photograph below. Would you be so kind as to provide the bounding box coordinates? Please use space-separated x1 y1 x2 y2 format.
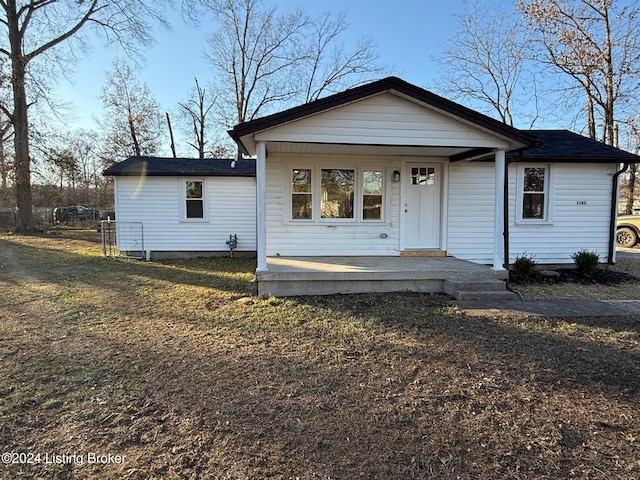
228 77 539 297
257 255 512 297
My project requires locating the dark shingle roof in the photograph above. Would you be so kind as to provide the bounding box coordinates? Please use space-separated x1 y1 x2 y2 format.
517 130 639 163
103 157 256 177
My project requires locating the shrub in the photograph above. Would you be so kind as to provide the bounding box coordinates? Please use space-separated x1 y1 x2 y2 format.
572 250 600 277
263 295 282 306
511 253 538 280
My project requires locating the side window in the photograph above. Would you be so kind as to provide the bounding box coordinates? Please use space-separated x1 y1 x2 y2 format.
518 166 552 221
362 170 383 220
291 169 312 220
185 180 204 219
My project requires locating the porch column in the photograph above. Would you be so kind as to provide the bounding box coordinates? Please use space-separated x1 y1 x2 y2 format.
256 142 268 272
492 149 506 271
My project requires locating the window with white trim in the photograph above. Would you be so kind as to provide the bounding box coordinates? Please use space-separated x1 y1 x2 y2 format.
362 169 383 220
185 180 204 219
517 165 552 221
321 169 354 219
289 166 385 222
291 169 312 219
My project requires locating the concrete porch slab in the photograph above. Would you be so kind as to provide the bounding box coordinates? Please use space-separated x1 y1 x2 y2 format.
257 256 507 296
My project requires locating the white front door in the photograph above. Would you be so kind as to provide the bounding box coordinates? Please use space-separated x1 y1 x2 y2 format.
403 163 441 249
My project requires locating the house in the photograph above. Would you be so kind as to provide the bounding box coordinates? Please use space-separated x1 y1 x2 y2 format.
102 77 638 297
227 76 638 296
103 157 256 258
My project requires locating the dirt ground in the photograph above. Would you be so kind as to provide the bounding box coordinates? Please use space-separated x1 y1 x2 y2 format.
0 231 639 479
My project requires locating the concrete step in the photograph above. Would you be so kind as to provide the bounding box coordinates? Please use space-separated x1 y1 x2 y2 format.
444 279 515 301
451 289 517 301
445 279 507 292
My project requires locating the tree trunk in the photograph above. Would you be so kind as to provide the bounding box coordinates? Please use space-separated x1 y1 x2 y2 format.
603 5 615 146
8 1 34 233
128 113 141 156
0 135 7 190
624 163 637 215
587 100 596 140
585 83 596 140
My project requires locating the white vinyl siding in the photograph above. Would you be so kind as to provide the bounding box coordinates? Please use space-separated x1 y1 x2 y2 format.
114 176 256 252
266 154 400 256
447 162 615 265
446 163 496 264
255 93 511 149
508 163 613 264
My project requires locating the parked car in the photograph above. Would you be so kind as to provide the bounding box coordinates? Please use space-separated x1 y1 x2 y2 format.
54 205 106 223
616 214 640 248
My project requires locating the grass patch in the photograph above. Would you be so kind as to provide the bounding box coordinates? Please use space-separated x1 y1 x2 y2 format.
0 230 639 479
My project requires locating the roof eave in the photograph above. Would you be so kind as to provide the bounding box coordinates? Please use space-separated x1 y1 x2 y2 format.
104 171 256 177
514 156 635 164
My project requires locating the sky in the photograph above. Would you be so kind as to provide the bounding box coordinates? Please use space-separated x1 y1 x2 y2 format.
54 0 471 147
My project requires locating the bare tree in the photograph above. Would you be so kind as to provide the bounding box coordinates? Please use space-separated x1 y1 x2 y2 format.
435 1 536 127
66 129 102 199
0 112 12 190
620 116 640 214
47 147 78 197
178 78 218 158
205 0 308 128
208 144 232 159
301 11 385 103
204 0 384 132
0 0 172 233
518 0 640 145
0 57 12 190
99 59 164 164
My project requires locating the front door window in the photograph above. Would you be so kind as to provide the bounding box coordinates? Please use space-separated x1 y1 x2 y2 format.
411 167 435 186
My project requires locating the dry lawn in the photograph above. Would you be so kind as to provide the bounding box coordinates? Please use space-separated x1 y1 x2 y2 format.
0 230 639 479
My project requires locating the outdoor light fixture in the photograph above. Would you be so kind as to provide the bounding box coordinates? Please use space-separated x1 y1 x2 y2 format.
393 170 400 182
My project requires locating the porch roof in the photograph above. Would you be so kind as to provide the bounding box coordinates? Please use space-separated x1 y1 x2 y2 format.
229 77 538 159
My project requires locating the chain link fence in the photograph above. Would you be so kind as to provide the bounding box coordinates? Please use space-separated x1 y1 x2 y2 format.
0 207 56 230
101 220 145 260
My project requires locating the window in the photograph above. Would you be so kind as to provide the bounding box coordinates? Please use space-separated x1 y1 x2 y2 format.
291 169 312 219
518 166 552 221
411 166 435 186
185 180 204 219
321 169 354 219
363 170 383 220
289 166 385 222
